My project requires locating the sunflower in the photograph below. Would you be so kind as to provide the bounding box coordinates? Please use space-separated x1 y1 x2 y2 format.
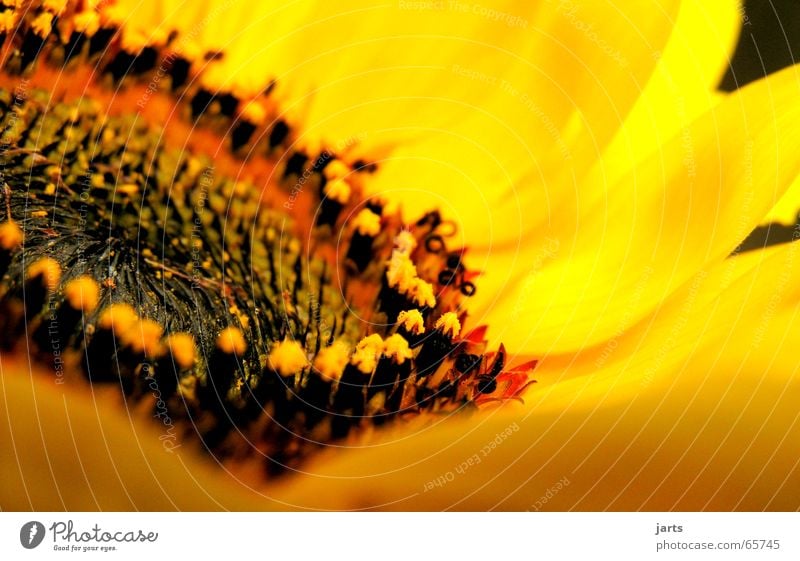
0 0 798 511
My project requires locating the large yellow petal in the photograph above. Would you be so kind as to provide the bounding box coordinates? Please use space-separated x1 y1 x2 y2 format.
106 0 685 244
272 242 800 510
474 63 800 354
600 0 741 186
421 0 742 249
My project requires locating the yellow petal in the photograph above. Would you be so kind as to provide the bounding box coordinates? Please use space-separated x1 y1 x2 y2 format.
438 0 741 248
476 64 800 354
107 0 681 246
762 173 800 226
600 0 741 186
292 0 682 246
273 242 800 510
0 358 275 510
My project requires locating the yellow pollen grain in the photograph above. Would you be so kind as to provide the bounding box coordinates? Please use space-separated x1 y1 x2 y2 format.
435 312 461 339
72 11 100 36
386 252 417 293
27 257 61 291
166 333 196 370
240 101 267 125
323 159 350 181
313 341 350 383
232 181 248 198
410 278 436 308
217 326 247 356
352 208 381 237
98 303 138 332
351 334 384 374
397 309 425 335
268 339 308 377
43 0 67 12
383 334 412 365
118 183 139 196
0 220 23 250
31 12 54 37
30 210 48 218
63 276 100 313
323 178 351 204
120 28 156 53
123 318 165 357
394 230 417 254
0 11 19 34
101 3 127 25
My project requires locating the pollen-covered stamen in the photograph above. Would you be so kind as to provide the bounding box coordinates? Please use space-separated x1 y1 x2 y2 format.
63 276 100 314
0 1 375 203
368 333 413 413
350 334 384 375
165 332 196 371
326 333 384 428
84 303 138 385
434 311 461 339
382 333 413 365
112 316 163 359
313 340 350 383
204 326 248 404
30 274 97 359
323 179 351 205
347 208 382 272
414 311 461 379
324 159 351 182
268 338 308 378
0 82 537 476
381 240 438 322
397 308 425 337
0 218 23 276
11 258 63 335
216 326 248 357
27 257 62 293
315 160 353 228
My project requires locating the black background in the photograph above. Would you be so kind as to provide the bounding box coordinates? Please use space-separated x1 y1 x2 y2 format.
722 0 800 91
723 0 800 250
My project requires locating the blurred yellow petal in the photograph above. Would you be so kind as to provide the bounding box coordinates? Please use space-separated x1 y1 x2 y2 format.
0 359 275 510
600 0 741 185
273 242 800 510
422 0 742 252
762 173 800 226
476 63 800 354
